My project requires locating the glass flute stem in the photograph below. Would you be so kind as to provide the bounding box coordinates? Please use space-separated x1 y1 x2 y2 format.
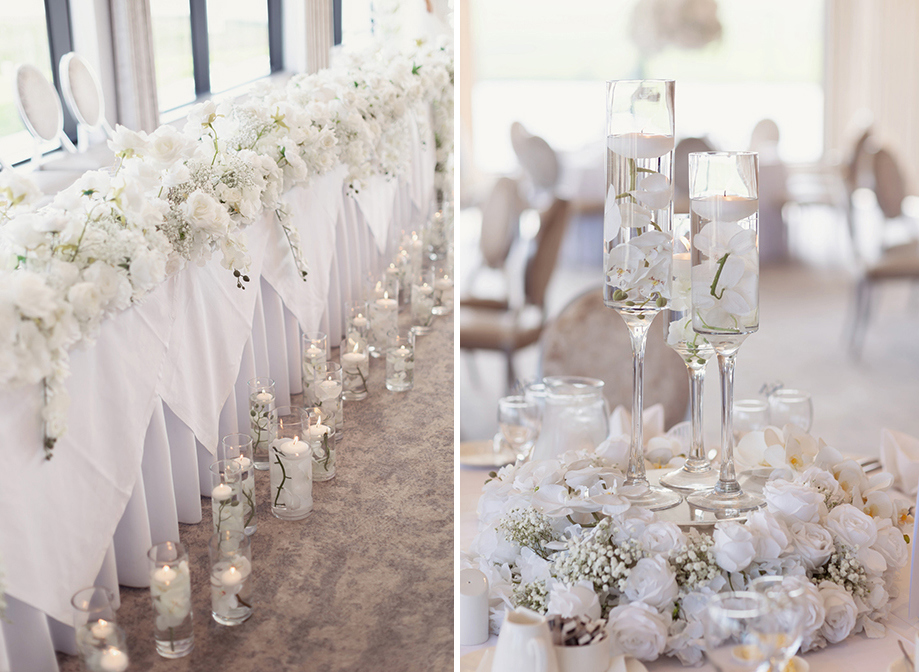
625 315 651 486
715 349 740 494
686 365 708 469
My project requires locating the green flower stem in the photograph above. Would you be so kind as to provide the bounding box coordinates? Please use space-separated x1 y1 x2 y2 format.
273 454 289 507
710 253 730 299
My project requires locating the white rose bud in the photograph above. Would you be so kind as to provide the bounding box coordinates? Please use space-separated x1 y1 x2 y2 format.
622 556 678 610
713 522 756 573
764 478 826 524
606 601 669 661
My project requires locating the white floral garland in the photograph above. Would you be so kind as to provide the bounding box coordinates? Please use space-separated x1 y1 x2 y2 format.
0 38 453 458
464 427 912 665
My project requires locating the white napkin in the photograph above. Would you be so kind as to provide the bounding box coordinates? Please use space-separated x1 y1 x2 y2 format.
879 428 919 496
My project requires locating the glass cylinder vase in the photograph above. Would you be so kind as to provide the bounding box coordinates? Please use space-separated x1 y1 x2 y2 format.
269 406 313 520
432 263 454 316
78 622 130 672
604 78 681 511
209 459 245 537
305 406 336 481
147 541 194 658
345 300 370 341
247 377 276 469
301 332 328 405
410 266 436 335
72 586 118 657
341 334 370 401
385 334 415 392
312 360 343 441
368 289 399 358
219 434 256 535
209 530 253 625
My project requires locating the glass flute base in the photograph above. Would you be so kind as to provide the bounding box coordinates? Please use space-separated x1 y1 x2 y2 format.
624 482 683 511
155 636 194 659
686 486 765 514
659 463 719 493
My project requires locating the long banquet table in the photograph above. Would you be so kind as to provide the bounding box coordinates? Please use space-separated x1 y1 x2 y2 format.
0 109 449 671
460 449 916 672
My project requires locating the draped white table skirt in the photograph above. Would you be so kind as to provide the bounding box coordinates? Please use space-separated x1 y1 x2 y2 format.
0 110 435 672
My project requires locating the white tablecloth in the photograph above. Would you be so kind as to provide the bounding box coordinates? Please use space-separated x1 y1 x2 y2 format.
0 111 436 672
459 457 919 671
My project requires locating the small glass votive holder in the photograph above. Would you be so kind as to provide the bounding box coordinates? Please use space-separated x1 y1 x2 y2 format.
768 388 814 432
247 377 276 469
209 530 253 626
313 360 343 441
733 399 770 443
432 264 453 316
345 300 370 341
305 406 336 481
341 334 370 401
219 434 256 536
78 621 130 672
410 267 436 335
385 335 415 392
72 586 118 655
210 459 245 537
269 406 313 520
369 290 399 357
147 541 194 658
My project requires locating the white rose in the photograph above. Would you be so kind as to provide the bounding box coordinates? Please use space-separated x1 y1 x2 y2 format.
108 124 149 157
795 466 842 501
67 282 103 322
788 521 835 570
546 580 601 620
639 521 685 556
181 189 230 236
129 248 167 293
783 576 826 652
826 504 877 548
2 214 48 249
818 580 857 643
10 271 58 320
622 556 678 609
872 519 909 570
745 510 791 561
147 125 197 168
607 601 669 661
764 479 825 524
516 547 552 585
712 522 756 573
83 261 131 311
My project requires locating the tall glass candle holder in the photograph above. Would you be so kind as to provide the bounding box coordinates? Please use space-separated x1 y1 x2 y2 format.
269 406 313 520
341 334 370 400
147 541 194 658
78 622 130 672
659 214 718 493
604 79 681 511
305 407 336 480
72 586 118 656
391 247 412 306
411 266 436 335
301 332 328 405
209 459 245 537
209 530 253 625
313 360 343 441
432 263 454 316
219 434 256 535
369 289 399 358
409 230 424 277
685 151 764 514
385 334 415 392
247 377 276 469
345 300 370 341
426 209 449 260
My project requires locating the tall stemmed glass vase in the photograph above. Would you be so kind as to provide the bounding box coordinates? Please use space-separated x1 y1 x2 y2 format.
686 151 764 514
604 79 681 510
659 214 718 492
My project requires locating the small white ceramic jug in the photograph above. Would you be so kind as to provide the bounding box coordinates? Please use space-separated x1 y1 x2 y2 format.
492 607 559 672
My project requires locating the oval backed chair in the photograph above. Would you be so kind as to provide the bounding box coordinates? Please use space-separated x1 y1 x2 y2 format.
540 287 689 429
60 52 116 148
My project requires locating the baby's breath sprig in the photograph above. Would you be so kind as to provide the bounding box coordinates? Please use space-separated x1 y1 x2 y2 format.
671 531 720 591
811 542 869 598
513 580 549 614
499 508 560 560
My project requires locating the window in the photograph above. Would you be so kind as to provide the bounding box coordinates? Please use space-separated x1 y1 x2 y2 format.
151 0 282 115
0 0 75 165
468 0 825 174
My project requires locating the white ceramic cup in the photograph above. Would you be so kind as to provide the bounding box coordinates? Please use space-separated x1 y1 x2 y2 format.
554 636 611 672
492 608 559 672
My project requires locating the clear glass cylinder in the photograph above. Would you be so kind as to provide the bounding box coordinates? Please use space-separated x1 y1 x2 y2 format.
269 406 313 520
345 300 370 341
209 530 253 626
341 334 370 401
301 332 329 404
368 290 399 358
431 263 453 316
147 541 194 658
209 459 245 537
72 586 118 656
312 361 343 441
385 335 415 392
305 406 336 481
247 377 276 469
426 209 449 261
411 266 436 335
529 377 609 462
78 622 130 672
219 433 256 535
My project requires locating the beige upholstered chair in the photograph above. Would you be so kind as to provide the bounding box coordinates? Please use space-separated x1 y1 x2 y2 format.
540 287 689 429
461 199 570 386
847 146 919 357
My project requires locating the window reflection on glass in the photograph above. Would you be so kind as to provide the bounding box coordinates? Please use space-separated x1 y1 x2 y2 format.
0 0 54 163
151 0 196 112
207 0 270 94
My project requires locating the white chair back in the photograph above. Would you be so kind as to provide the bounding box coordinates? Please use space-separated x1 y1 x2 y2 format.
60 52 115 140
480 177 522 269
13 63 77 166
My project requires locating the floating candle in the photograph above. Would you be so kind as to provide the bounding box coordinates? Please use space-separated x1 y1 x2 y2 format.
308 423 330 439
219 566 243 589
99 647 129 672
375 298 398 309
607 132 674 159
690 195 758 222
306 345 324 359
90 619 114 640
152 565 177 585
211 483 232 501
255 391 273 404
352 314 368 328
434 278 453 291
279 437 303 456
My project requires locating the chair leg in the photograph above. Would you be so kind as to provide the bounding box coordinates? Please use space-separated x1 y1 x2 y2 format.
504 349 517 393
849 279 872 359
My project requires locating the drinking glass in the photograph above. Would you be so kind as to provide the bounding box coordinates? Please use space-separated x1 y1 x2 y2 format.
750 575 806 671
219 433 256 535
604 79 681 510
147 541 194 658
686 151 765 514
660 214 718 493
768 388 813 432
704 592 771 672
734 399 770 442
498 395 539 462
209 530 253 625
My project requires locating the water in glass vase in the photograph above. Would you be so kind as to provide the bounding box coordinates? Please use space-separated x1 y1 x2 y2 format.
604 134 675 316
